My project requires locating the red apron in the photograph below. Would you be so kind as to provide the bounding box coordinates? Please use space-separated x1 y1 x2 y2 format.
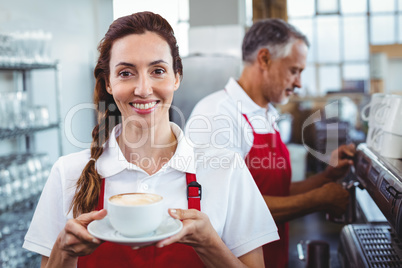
243 114 292 268
77 173 204 268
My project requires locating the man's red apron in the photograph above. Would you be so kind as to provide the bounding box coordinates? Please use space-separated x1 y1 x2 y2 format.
77 173 204 268
243 114 292 268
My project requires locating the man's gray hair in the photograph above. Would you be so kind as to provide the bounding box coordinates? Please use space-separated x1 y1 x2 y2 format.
242 18 309 63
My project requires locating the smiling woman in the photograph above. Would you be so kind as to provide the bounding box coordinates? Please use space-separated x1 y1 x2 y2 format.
105 31 181 173
22 11 279 268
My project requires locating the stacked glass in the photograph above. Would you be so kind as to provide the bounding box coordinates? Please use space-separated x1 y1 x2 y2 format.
0 153 51 214
0 153 51 267
0 30 53 66
0 91 49 131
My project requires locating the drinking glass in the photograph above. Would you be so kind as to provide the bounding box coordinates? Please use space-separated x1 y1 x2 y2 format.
0 165 10 212
33 105 50 127
0 92 7 129
17 157 32 202
13 91 29 129
0 165 14 211
26 156 39 196
4 92 16 130
8 159 23 206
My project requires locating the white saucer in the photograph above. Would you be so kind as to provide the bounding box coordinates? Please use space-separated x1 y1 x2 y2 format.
88 216 183 247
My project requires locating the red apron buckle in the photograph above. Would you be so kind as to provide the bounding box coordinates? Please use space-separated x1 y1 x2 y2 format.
187 181 202 200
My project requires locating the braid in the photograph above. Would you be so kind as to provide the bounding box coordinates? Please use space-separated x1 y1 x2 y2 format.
70 109 112 217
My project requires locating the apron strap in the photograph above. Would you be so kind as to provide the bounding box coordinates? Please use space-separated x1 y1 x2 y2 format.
186 173 201 211
95 178 105 211
242 114 256 132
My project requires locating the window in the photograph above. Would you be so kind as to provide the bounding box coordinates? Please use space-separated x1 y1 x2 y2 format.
288 0 402 96
113 0 189 56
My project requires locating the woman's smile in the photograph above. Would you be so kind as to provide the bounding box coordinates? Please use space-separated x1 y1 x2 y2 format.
129 100 159 114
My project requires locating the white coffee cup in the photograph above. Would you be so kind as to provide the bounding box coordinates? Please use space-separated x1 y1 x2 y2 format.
107 193 164 237
362 93 402 151
361 93 387 128
381 94 402 135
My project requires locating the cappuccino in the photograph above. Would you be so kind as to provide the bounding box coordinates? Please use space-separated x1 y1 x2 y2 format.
110 193 162 206
107 192 164 237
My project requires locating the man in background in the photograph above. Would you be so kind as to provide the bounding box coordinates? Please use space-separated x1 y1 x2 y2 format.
186 18 355 267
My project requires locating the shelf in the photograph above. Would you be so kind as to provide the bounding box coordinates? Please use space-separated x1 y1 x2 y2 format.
0 123 60 140
0 62 58 71
0 58 63 267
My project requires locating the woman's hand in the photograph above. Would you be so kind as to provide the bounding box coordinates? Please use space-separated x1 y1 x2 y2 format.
155 208 219 248
54 210 107 258
154 209 263 267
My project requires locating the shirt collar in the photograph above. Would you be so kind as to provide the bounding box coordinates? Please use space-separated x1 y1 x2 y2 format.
225 77 280 119
96 122 196 178
166 122 197 174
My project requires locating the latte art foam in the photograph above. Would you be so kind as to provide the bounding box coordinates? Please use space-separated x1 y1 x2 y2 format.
110 193 162 206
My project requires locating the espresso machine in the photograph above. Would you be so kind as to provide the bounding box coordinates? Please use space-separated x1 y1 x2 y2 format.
338 143 402 267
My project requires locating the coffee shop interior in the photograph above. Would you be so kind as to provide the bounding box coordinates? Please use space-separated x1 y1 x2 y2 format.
1 0 402 267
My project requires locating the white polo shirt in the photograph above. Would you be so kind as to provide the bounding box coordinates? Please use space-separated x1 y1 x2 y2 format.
186 77 281 159
23 122 279 258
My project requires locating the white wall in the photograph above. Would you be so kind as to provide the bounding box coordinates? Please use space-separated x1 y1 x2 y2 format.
0 0 113 162
188 0 247 57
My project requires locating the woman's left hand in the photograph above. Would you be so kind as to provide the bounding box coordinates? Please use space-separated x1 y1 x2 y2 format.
155 208 219 248
154 208 261 267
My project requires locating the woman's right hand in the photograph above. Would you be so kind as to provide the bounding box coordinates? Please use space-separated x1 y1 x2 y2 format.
57 209 107 256
43 209 107 267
